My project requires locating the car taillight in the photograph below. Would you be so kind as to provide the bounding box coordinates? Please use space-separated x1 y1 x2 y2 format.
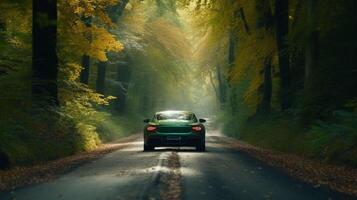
192 126 202 132
146 126 157 132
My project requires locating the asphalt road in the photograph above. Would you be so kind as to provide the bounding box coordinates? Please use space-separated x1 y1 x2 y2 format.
0 131 352 200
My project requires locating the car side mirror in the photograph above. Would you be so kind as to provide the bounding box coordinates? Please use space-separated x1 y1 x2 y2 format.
199 118 206 123
143 119 150 123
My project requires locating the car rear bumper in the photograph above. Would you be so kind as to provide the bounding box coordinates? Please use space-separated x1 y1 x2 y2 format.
144 133 204 147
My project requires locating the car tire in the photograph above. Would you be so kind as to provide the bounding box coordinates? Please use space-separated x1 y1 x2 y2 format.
144 144 154 151
196 144 205 152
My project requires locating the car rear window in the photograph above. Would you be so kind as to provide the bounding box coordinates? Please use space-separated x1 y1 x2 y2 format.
156 112 193 121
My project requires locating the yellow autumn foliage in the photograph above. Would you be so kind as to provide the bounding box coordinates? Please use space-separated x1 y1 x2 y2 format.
0 1 32 48
186 0 278 108
56 0 123 144
59 0 124 62
147 18 192 60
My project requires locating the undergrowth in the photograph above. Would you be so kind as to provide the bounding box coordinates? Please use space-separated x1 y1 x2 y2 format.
0 67 141 169
222 110 357 166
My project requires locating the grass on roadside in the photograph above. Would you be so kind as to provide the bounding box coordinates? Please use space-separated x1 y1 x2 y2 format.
222 111 357 167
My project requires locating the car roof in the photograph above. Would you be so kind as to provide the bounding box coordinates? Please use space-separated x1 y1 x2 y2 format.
155 110 193 115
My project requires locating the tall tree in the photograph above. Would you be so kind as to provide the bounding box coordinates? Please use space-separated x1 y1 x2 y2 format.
32 0 58 105
96 0 129 94
0 19 4 39
0 19 6 75
216 63 226 110
256 0 274 114
275 0 291 110
79 17 91 84
108 0 129 22
96 61 106 94
227 9 240 113
80 56 90 84
257 57 273 114
115 59 130 112
301 0 319 123
304 0 318 84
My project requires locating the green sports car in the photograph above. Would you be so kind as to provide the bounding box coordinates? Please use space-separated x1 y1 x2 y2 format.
143 110 206 151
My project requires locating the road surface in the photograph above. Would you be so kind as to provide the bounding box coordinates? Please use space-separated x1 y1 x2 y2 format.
0 131 352 200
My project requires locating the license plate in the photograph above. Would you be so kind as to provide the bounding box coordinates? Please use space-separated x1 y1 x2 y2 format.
166 136 181 141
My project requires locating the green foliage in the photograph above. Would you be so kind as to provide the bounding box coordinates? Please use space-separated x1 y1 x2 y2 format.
187 0 357 166
0 63 104 165
233 110 357 166
115 0 203 115
306 111 357 165
0 0 130 168
96 112 142 142
238 115 303 152
0 109 76 165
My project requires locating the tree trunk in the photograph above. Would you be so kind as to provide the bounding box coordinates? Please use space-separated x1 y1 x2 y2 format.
95 0 129 93
0 21 4 30
275 0 291 110
79 17 92 84
301 0 319 124
0 151 9 169
0 20 6 75
257 57 272 114
80 55 90 84
305 0 318 82
0 20 5 39
216 64 226 110
289 0 305 93
108 0 129 22
209 70 220 108
96 62 106 94
228 31 236 69
254 0 274 115
226 10 240 113
227 27 237 114
227 31 237 113
32 0 58 105
115 60 130 112
239 7 251 34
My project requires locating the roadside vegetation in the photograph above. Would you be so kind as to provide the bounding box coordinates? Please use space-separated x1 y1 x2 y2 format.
183 0 357 166
0 0 204 168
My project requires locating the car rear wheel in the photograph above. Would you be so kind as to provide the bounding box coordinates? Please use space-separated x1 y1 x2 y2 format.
196 143 205 152
144 144 154 151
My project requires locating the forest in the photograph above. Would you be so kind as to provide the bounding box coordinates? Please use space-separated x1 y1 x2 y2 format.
0 0 356 170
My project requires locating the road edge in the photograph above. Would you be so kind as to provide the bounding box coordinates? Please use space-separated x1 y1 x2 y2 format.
0 133 141 192
213 135 357 197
